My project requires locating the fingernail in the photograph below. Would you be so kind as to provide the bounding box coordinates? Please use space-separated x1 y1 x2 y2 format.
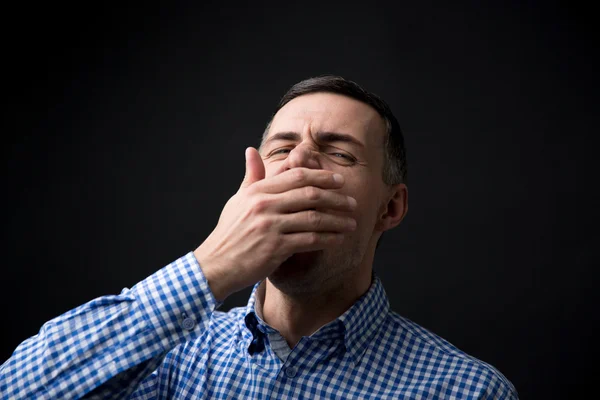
333 174 344 184
347 196 357 208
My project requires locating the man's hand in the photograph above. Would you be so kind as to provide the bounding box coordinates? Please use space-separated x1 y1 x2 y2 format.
193 147 357 302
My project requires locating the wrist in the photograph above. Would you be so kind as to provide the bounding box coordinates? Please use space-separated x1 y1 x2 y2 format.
193 246 232 303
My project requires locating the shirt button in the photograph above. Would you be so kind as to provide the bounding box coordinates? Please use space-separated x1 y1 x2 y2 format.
285 366 297 378
181 317 196 331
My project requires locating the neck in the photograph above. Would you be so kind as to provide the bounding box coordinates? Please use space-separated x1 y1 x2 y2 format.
261 260 373 349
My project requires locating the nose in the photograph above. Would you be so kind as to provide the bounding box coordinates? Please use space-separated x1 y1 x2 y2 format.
283 143 322 171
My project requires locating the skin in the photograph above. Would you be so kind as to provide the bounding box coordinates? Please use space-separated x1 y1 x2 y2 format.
194 92 408 348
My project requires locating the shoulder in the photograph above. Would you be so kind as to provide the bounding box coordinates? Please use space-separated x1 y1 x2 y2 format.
379 311 519 398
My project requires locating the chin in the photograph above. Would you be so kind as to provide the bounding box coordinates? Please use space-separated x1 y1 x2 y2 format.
276 250 323 274
267 251 327 294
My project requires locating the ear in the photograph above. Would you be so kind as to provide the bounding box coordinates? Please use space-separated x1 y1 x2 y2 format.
375 183 408 232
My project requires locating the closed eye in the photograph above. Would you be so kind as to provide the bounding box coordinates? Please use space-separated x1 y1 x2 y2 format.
330 152 355 161
271 148 356 162
272 148 292 155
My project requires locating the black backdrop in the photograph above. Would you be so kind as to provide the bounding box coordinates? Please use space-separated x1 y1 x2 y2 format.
2 2 597 399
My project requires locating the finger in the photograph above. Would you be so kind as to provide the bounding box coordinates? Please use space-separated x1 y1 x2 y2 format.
273 186 357 213
240 147 266 189
278 210 357 233
280 232 345 253
254 168 344 194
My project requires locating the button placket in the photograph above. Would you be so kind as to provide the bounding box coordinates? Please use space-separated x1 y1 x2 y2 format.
284 366 297 378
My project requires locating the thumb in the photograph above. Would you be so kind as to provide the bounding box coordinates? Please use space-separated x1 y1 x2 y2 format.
240 147 265 189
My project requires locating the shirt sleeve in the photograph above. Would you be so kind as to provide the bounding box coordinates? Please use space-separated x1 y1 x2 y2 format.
0 252 222 400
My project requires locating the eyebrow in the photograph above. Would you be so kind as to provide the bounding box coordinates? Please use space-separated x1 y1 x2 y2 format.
263 131 365 149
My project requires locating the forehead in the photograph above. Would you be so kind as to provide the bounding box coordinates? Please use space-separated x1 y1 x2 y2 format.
267 92 386 148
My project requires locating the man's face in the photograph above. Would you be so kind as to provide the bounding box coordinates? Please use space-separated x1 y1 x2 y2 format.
259 92 391 294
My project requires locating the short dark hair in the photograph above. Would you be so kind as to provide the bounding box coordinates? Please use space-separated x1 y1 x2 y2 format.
260 75 407 186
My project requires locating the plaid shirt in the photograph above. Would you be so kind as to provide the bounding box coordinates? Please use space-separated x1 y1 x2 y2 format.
1 252 518 399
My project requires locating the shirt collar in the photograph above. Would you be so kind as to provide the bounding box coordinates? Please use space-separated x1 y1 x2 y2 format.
241 272 390 365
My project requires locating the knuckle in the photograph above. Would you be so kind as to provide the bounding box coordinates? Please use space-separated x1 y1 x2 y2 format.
307 210 321 227
254 217 272 232
304 186 320 201
245 185 258 196
251 196 270 213
264 235 281 253
291 168 306 184
308 232 319 245
273 234 284 248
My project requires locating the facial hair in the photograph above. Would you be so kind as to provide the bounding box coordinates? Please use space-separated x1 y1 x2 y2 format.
267 233 366 297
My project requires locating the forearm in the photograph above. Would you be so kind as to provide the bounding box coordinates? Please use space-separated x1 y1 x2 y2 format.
0 252 221 399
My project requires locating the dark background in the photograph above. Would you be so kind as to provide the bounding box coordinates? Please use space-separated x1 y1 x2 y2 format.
2 1 597 398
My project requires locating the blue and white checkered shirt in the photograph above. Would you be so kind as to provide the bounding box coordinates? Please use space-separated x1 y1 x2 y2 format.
0 252 518 399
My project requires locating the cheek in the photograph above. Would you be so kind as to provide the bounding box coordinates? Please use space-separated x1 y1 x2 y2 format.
345 175 384 222
264 160 286 179
344 179 373 214
343 169 377 195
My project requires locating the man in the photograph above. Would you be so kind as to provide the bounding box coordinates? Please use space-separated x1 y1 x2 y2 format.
0 76 519 399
